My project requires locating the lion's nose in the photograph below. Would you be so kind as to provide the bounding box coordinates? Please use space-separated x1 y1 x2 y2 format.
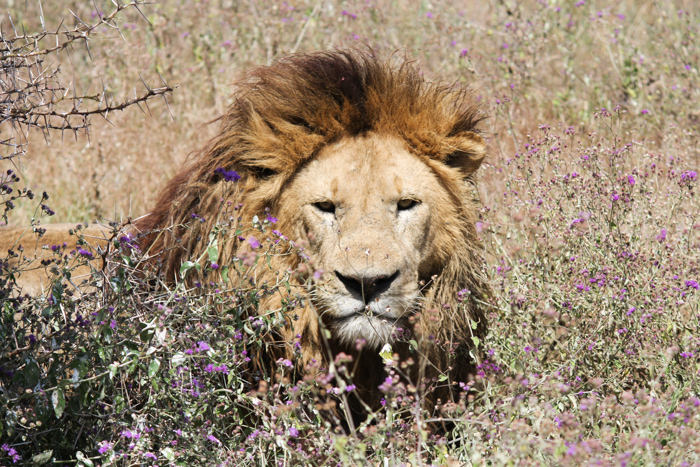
335 270 399 303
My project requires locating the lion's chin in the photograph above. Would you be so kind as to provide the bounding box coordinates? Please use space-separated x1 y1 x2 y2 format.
329 315 406 350
317 293 417 349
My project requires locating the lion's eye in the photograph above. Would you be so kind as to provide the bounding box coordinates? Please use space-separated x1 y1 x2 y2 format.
314 201 335 213
397 199 419 210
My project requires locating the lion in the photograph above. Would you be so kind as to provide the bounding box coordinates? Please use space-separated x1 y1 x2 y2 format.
2 50 489 420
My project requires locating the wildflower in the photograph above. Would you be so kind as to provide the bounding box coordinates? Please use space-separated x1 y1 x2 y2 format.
641 109 650 114
207 434 221 444
460 49 468 57
98 442 112 454
346 384 356 392
121 430 140 439
681 170 697 181
685 280 699 290
197 341 211 352
249 236 261 249
277 358 293 368
266 214 278 224
214 167 241 182
627 175 636 185
77 248 93 258
210 262 219 270
144 452 157 460
425 12 434 18
575 0 585 5
656 229 667 242
289 426 300 437
1 444 21 463
378 376 394 392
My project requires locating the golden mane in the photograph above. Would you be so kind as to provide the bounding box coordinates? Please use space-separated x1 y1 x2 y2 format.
136 49 489 416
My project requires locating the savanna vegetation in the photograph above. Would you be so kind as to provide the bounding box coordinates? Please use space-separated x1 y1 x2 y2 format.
1 0 698 465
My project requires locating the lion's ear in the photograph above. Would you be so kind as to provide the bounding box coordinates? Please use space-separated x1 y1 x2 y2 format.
443 131 486 178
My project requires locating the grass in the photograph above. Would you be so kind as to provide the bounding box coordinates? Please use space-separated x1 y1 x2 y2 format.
1 0 698 465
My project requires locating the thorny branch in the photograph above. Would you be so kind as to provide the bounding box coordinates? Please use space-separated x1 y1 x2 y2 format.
0 1 172 160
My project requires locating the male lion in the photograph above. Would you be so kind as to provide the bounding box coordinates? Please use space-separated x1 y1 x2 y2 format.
3 50 489 419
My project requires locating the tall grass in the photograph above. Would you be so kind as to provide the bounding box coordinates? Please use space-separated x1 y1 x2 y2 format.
1 1 698 465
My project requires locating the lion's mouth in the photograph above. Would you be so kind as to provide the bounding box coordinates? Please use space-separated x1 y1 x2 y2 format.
315 292 417 348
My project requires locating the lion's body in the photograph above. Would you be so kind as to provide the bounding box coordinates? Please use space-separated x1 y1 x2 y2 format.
3 50 490 417
0 224 109 296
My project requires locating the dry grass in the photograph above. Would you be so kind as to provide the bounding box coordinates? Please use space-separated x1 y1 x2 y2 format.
6 0 695 225
1 1 699 465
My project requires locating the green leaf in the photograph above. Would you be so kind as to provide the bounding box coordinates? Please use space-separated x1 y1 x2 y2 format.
148 358 161 378
52 388 65 418
437 374 448 382
51 281 64 305
221 265 229 283
180 261 196 279
161 447 175 461
472 336 480 348
207 246 219 263
76 451 94 467
31 450 53 465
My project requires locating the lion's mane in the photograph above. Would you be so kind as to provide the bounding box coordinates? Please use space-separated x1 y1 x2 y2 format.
137 49 489 416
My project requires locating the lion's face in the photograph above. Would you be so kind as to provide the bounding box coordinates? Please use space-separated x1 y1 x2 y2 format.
279 133 458 349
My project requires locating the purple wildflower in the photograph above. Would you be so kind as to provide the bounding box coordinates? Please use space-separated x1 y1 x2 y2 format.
249 236 261 249
1 444 21 463
214 167 241 182
98 442 112 454
627 175 636 185
77 248 93 258
207 434 221 444
289 426 300 437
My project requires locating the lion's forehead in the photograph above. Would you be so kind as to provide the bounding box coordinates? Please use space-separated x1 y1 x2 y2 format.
295 133 440 203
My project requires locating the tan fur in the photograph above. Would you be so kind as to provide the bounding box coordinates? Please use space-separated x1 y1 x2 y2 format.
2 50 490 418
0 224 110 296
